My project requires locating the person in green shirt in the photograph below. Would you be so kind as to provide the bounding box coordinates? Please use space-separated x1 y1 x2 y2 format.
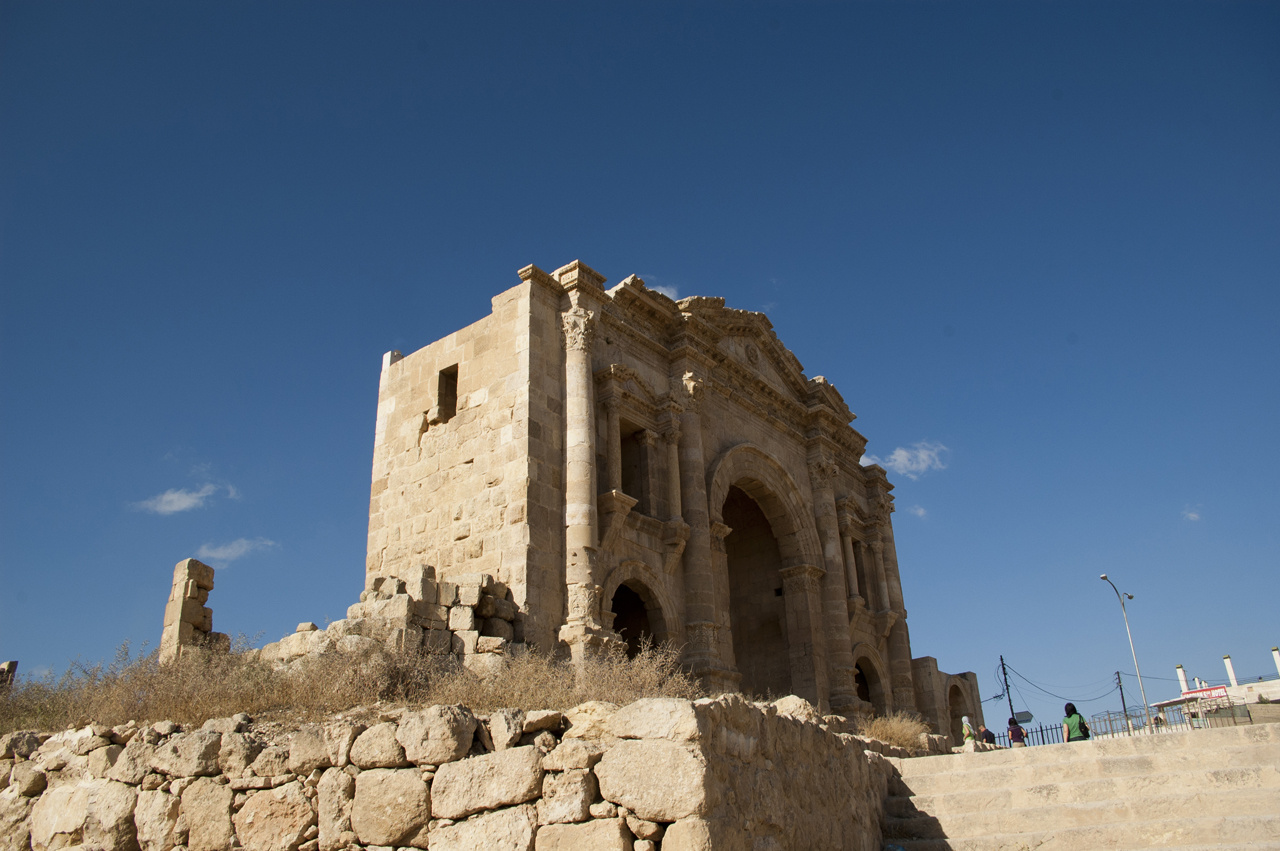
1062 702 1090 742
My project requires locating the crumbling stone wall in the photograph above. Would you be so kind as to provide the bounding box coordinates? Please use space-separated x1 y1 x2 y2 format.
253 565 518 673
159 559 229 664
0 695 914 851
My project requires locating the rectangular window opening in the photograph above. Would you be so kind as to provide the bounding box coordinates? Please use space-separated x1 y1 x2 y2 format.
435 365 459 423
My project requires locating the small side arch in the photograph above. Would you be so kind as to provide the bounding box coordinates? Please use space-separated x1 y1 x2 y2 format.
851 643 892 716
946 676 976 744
602 560 675 657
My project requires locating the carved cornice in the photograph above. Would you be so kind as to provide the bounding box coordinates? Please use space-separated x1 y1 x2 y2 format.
553 259 607 293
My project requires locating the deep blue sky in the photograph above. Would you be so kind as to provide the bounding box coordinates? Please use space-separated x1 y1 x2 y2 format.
3 1 1277 726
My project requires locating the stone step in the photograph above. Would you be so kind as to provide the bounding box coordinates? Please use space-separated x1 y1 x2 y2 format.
883 788 1280 841
893 724 1280 779
891 745 1280 796
886 813 1280 850
887 764 1280 817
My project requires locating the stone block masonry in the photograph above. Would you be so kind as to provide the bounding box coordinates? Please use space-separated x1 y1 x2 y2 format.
158 559 229 664
0 693 899 851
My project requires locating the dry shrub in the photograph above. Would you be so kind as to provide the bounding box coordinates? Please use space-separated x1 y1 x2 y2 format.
0 638 702 733
856 711 930 753
425 640 703 713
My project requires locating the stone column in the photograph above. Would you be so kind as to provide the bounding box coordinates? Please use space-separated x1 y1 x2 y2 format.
604 397 622 493
663 416 682 519
870 539 892 614
808 457 858 713
880 520 907 613
559 302 605 654
639 429 660 515
840 531 861 601
676 370 735 691
780 564 831 710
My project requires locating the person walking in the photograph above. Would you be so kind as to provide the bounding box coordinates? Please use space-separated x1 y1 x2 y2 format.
1063 702 1090 742
1007 717 1028 747
961 715 976 744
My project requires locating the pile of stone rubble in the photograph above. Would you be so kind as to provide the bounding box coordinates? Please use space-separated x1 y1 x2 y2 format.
251 566 518 673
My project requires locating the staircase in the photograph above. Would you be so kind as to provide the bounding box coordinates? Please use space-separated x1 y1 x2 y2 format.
882 722 1280 850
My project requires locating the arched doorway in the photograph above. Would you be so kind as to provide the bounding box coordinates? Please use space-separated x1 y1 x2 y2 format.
609 580 667 658
723 486 791 697
948 683 969 744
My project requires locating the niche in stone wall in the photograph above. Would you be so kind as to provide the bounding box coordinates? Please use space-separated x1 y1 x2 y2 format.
619 422 652 515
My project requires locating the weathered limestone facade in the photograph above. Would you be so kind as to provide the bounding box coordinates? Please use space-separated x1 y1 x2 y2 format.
366 260 981 730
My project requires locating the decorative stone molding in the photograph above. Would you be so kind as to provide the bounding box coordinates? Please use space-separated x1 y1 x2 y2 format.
662 519 690 574
709 522 733 554
597 490 638 553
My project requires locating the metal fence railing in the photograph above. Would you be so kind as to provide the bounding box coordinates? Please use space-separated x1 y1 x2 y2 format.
992 695 1256 747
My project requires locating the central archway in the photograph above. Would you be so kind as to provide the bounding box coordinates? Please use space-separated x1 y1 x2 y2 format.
723 486 791 696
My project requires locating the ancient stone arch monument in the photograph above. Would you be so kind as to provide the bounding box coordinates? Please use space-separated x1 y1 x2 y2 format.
364 259 982 729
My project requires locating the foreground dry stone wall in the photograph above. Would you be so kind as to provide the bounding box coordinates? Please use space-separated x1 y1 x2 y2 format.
0 695 908 851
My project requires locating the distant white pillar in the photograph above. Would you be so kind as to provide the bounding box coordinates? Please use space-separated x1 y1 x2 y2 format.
1272 647 1280 679
1223 655 1239 687
1176 664 1189 694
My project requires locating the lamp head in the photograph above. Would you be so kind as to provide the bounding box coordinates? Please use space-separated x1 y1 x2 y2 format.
1100 574 1108 581
1125 593 1134 600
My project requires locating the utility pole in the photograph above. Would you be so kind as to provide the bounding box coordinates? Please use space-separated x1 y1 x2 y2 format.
1116 671 1132 734
1000 655 1015 722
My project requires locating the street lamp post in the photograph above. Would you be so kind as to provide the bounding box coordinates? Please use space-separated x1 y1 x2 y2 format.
1100 574 1152 728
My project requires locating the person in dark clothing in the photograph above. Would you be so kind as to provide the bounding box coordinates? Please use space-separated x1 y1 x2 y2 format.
1007 717 1028 747
978 724 996 744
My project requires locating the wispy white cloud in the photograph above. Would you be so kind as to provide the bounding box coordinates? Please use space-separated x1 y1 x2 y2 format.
135 484 222 515
1182 506 1202 522
196 537 277 563
907 505 928 518
862 441 949 480
637 273 679 301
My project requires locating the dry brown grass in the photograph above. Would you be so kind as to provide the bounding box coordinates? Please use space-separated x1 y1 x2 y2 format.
856 710 931 753
0 639 703 733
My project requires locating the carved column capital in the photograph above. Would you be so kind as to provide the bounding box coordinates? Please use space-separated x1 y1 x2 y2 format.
562 306 597 352
637 429 657 448
679 371 705 412
603 395 621 414
807 457 838 490
780 563 825 591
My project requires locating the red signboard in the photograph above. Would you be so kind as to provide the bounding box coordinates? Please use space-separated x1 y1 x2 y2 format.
1181 685 1229 700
